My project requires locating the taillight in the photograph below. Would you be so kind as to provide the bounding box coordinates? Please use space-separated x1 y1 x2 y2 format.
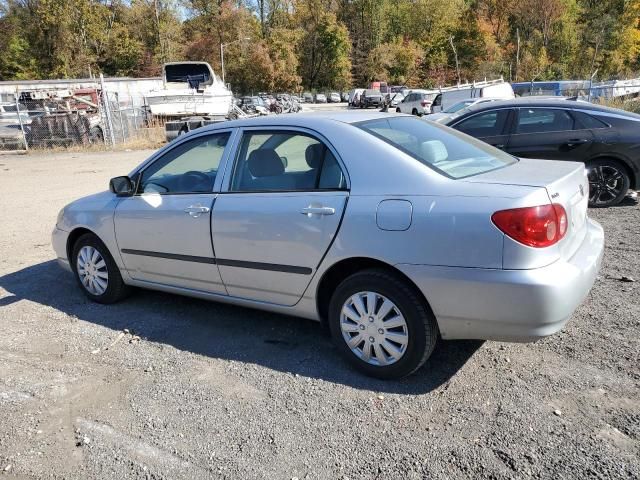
420 100 431 107
491 204 568 248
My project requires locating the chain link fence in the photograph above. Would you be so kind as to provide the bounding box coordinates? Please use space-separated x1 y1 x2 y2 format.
0 85 158 153
1 78 639 153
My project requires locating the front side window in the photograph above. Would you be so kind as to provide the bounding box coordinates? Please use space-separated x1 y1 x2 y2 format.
139 133 230 194
455 109 510 137
357 116 517 179
516 108 574 133
230 131 346 192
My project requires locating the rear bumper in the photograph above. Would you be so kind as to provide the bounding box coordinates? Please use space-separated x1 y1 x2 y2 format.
52 226 72 272
397 218 604 342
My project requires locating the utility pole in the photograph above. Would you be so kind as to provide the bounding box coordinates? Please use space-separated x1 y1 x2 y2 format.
220 37 250 86
515 28 520 82
449 36 460 86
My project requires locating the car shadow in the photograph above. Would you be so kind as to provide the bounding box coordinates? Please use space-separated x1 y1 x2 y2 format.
0 260 483 394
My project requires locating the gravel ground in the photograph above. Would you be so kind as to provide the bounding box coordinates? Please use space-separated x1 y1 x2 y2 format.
0 149 638 479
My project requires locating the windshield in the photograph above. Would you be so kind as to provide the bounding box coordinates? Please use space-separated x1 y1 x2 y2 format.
444 100 474 113
356 116 517 179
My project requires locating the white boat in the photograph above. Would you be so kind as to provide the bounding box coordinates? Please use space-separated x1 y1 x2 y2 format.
144 62 233 118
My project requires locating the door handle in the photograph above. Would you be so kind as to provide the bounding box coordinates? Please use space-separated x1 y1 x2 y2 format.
184 204 210 217
494 144 506 149
566 138 589 146
300 206 335 216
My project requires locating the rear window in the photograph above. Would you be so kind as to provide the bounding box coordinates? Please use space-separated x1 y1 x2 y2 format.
356 116 517 179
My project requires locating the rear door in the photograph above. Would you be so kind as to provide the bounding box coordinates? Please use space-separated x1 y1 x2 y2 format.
506 107 594 161
452 108 513 150
212 127 349 305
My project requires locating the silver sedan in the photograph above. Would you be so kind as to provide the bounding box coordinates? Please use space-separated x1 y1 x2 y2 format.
52 112 604 379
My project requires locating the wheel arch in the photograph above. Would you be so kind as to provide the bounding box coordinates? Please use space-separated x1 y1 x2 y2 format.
66 227 98 264
587 154 638 190
315 257 436 326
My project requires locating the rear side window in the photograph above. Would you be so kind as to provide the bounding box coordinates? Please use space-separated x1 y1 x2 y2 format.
357 116 517 179
455 110 510 137
572 111 610 129
230 131 346 192
516 108 574 133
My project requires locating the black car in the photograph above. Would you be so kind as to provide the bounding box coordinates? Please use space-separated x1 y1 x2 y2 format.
438 98 640 207
361 89 383 109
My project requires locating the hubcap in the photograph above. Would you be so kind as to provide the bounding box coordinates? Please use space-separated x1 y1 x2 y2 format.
77 246 108 296
340 291 409 366
588 165 624 206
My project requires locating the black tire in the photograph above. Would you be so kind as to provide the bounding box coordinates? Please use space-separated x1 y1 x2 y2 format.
587 159 630 207
71 233 130 304
411 108 418 116
396 108 402 113
328 269 438 379
89 127 104 144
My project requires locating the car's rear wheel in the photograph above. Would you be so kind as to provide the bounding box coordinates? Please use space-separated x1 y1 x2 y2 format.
328 269 438 379
411 108 418 116
587 159 630 207
396 108 401 113
72 233 130 304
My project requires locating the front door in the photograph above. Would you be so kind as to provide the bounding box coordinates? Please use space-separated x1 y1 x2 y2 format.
452 108 513 150
506 107 594 161
114 131 232 294
212 128 349 305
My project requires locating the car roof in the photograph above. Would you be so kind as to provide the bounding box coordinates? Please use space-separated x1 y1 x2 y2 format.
460 96 601 112
203 111 399 131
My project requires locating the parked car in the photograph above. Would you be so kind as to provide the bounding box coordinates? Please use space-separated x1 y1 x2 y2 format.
438 97 640 207
53 111 603 379
427 97 504 121
239 96 269 115
395 90 437 115
0 102 29 125
302 92 313 103
361 89 383 108
430 80 514 113
314 93 327 103
328 92 341 103
389 92 405 108
341 92 350 102
348 88 365 107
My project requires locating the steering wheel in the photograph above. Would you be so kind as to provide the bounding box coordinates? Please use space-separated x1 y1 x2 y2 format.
179 171 212 192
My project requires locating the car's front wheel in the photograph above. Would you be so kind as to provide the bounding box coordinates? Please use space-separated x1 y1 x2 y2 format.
587 159 630 207
328 269 438 379
72 233 130 304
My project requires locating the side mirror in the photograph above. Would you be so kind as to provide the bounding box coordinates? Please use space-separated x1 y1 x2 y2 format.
109 176 134 197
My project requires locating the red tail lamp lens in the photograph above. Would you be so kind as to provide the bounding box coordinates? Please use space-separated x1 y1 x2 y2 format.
492 204 568 248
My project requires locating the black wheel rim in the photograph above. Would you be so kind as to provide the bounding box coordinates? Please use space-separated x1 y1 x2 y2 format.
588 165 624 206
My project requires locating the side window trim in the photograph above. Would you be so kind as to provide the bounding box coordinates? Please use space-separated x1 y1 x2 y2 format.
219 125 350 193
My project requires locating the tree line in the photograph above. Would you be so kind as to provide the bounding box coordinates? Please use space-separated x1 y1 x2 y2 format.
0 0 638 93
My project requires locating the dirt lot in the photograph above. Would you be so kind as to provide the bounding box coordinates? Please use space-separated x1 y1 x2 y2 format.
0 150 638 479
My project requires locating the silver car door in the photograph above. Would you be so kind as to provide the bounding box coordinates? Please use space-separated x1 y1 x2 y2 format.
212 127 349 306
114 131 234 294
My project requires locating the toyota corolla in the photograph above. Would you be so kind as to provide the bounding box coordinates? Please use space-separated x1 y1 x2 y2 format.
52 112 604 379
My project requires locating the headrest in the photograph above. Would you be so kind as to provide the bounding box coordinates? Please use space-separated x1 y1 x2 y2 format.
419 140 448 164
305 143 325 169
247 149 284 177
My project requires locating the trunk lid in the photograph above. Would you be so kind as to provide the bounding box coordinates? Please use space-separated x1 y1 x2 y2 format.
464 158 590 262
